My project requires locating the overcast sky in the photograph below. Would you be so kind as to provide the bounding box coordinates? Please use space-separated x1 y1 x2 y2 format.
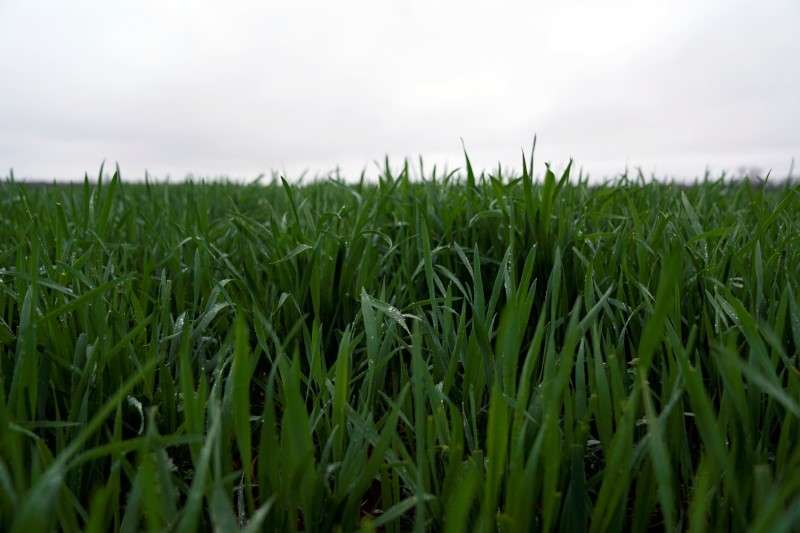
1 0 798 182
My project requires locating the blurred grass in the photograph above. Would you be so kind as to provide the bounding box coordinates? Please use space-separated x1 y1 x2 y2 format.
1 159 799 531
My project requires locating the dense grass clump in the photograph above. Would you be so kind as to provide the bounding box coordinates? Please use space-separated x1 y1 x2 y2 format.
1 157 799 532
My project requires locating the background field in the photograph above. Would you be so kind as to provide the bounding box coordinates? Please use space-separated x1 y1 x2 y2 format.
1 159 799 531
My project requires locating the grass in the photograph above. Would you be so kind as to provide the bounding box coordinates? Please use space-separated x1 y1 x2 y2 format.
1 154 799 531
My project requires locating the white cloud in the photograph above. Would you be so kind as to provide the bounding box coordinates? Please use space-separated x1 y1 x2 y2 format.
1 0 797 181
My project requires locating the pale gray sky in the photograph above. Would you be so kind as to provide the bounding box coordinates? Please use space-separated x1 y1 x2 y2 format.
1 0 798 182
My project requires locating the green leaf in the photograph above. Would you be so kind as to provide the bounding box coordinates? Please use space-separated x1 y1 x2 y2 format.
271 244 312 265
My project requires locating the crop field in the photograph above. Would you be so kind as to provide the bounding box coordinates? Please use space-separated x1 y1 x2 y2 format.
1 156 799 531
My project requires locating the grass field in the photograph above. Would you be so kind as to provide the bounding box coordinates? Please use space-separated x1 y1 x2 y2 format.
1 155 799 531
